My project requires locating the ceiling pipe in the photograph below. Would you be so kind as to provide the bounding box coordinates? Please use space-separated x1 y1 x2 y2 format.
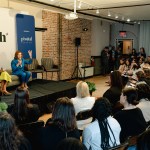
77 3 150 12
24 0 133 25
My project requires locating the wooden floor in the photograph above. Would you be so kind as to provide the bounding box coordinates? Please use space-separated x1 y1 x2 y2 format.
39 75 110 123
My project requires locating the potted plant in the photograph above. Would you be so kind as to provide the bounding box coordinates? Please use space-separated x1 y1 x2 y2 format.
0 102 8 112
86 81 96 96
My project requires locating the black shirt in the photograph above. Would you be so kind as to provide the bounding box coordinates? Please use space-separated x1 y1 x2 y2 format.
114 107 147 143
37 123 80 150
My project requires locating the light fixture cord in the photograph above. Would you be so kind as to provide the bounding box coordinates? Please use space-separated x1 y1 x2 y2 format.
74 0 77 14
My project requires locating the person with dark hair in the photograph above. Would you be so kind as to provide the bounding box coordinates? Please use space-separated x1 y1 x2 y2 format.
11 50 32 88
38 97 80 150
143 69 150 86
118 58 126 74
82 97 121 150
138 47 146 59
0 112 31 150
136 129 150 150
114 87 147 143
56 138 87 150
136 82 150 122
9 87 40 125
124 59 133 76
103 71 123 113
101 46 109 76
130 48 137 60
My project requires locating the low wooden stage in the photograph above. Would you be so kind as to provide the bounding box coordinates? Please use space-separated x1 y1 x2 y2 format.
1 79 76 114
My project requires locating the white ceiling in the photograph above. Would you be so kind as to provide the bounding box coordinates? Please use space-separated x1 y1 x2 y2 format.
21 0 150 22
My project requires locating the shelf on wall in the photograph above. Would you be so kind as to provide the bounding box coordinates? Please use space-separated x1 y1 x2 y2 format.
35 27 47 32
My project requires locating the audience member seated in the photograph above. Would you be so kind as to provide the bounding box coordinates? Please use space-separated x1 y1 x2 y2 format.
114 87 147 143
8 87 40 125
142 61 150 70
37 97 80 150
0 112 31 150
137 47 146 59
138 57 145 68
0 69 12 95
143 68 150 86
130 48 137 60
136 82 150 123
124 58 132 75
136 70 145 82
103 71 124 114
56 137 87 150
82 97 121 150
118 58 126 74
71 81 95 130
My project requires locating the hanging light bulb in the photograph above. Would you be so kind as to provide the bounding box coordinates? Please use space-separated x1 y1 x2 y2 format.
96 9 100 14
64 0 78 20
108 11 111 17
78 1 82 9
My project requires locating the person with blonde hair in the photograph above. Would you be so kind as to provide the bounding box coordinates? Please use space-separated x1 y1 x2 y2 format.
71 81 95 130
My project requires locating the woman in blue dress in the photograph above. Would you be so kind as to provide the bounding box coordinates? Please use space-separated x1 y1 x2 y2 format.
11 50 32 88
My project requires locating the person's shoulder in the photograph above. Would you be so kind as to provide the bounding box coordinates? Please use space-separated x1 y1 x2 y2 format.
85 120 98 130
108 116 121 126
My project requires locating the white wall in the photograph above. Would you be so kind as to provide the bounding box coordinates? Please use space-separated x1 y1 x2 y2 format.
0 8 17 69
91 19 110 56
0 0 42 65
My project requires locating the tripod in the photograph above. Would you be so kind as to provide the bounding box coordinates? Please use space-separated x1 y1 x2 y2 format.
71 46 82 79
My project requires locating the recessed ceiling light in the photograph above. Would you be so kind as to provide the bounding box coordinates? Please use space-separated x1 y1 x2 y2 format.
115 15 118 19
127 18 130 22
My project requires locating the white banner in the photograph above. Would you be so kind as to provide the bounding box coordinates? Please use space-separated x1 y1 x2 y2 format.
0 8 17 69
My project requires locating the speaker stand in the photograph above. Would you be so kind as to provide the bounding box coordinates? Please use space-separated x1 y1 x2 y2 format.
71 46 82 79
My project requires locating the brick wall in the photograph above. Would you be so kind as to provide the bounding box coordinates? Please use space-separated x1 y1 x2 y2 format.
42 10 91 80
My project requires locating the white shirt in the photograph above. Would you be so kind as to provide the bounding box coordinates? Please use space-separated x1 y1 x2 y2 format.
71 96 95 130
136 98 150 122
82 117 121 150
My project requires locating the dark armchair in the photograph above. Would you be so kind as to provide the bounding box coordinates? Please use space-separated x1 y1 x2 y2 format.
41 58 60 80
76 109 92 121
26 58 45 79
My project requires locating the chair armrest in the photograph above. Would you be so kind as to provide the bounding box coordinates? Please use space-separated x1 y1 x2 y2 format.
37 65 44 70
53 65 59 69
